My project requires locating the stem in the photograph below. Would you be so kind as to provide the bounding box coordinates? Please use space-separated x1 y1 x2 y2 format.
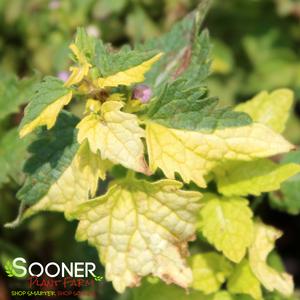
125 170 136 181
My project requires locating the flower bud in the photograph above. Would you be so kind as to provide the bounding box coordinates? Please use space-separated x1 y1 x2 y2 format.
132 84 152 103
57 71 69 82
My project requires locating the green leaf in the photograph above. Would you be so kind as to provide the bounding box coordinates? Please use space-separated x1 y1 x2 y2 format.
190 252 233 294
213 291 236 300
227 259 262 300
197 194 254 263
94 52 162 88
94 40 158 78
145 77 252 132
214 159 300 197
17 111 79 206
0 71 36 121
139 1 211 88
270 151 300 214
142 11 251 132
0 128 31 187
73 27 96 64
127 280 212 300
74 178 201 293
126 280 239 300
13 112 107 222
19 76 72 137
180 32 212 86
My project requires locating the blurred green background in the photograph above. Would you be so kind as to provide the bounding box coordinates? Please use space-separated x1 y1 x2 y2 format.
1 0 300 299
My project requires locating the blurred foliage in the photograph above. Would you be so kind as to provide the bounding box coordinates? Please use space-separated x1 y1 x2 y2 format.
1 0 300 299
206 0 300 144
0 0 198 74
270 151 300 214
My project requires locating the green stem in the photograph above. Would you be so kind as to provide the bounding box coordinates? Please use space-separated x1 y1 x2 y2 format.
126 170 136 181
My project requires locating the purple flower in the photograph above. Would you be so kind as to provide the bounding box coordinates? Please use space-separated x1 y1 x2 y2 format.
48 0 60 10
133 84 152 103
57 71 69 82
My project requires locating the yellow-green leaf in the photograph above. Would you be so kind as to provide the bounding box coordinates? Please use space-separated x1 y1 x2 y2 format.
214 159 300 197
146 122 293 187
23 142 107 220
249 222 294 296
190 252 233 294
20 92 72 138
213 291 236 300
77 101 148 173
227 259 262 300
65 44 92 87
129 280 214 300
235 89 293 133
85 99 102 114
94 53 162 88
19 77 73 138
75 179 201 293
197 194 253 263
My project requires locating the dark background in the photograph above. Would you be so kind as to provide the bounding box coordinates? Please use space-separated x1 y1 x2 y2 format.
1 0 300 299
